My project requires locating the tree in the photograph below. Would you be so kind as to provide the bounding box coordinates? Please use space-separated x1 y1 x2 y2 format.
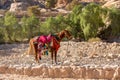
21 15 39 40
4 12 18 42
66 4 84 40
0 18 5 43
40 15 68 34
108 8 120 37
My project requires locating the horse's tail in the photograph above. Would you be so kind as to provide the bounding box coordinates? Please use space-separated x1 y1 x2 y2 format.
27 39 36 55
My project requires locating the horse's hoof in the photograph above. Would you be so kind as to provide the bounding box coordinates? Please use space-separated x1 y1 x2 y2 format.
37 61 40 63
39 57 41 60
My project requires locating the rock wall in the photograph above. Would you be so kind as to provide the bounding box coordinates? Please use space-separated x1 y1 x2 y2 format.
0 65 120 79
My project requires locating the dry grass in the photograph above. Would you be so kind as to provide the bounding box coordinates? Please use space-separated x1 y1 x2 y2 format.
88 37 102 42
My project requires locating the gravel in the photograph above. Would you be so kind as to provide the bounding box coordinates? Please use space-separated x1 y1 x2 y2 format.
0 41 120 79
0 41 120 67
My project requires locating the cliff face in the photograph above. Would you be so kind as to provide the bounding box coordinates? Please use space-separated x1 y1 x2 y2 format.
0 0 45 9
1 0 119 11
102 0 120 9
0 0 12 9
0 0 105 9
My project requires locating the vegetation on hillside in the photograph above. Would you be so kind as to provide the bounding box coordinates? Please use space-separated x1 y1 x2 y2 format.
0 3 120 43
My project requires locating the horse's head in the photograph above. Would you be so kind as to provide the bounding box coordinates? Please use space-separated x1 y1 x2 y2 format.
64 30 72 40
58 30 72 40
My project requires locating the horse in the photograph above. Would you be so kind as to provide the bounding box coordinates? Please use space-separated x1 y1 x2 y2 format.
27 30 72 63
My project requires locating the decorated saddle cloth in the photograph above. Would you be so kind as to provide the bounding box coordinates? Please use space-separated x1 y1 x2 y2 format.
37 34 52 44
37 42 49 55
37 35 47 44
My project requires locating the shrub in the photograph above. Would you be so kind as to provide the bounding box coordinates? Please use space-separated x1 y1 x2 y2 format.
40 15 68 34
45 0 57 8
4 12 18 42
80 3 106 40
108 8 120 37
27 6 41 17
21 15 39 40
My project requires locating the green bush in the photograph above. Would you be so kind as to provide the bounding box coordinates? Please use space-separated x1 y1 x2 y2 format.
108 8 120 37
40 15 68 34
66 3 111 41
45 0 57 8
0 3 120 43
21 15 40 40
97 8 120 40
66 4 84 40
3 12 19 42
27 6 41 17
80 3 106 40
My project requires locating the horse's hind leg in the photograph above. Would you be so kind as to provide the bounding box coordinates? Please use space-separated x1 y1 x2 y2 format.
51 51 54 64
35 53 38 62
34 44 40 63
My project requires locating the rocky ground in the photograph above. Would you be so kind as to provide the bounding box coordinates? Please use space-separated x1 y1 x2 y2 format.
0 41 120 79
0 74 80 80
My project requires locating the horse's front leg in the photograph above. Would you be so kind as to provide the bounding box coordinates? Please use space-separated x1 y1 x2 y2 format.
55 51 57 64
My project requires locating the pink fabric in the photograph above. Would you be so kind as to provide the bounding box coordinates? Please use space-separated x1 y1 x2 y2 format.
47 34 52 43
37 35 47 44
37 34 52 44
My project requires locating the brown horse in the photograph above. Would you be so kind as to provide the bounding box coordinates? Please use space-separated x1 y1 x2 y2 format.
27 30 72 63
49 30 72 64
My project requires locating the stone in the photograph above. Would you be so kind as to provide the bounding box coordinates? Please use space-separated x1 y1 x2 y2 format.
85 67 99 79
9 2 29 12
31 66 43 76
0 65 8 74
60 66 72 78
104 68 115 79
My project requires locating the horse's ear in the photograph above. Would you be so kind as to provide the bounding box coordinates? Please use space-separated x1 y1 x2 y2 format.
63 29 67 32
65 29 70 31
64 29 67 31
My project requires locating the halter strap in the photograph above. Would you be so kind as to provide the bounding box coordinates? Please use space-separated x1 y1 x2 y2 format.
51 34 60 41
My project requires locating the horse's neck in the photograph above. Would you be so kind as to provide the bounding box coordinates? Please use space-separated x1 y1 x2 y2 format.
58 33 65 41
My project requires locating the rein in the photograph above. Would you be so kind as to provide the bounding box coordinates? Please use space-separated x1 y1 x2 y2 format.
66 41 70 53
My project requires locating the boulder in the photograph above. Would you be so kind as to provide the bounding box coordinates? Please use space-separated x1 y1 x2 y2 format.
0 0 12 9
9 2 29 12
55 0 72 8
